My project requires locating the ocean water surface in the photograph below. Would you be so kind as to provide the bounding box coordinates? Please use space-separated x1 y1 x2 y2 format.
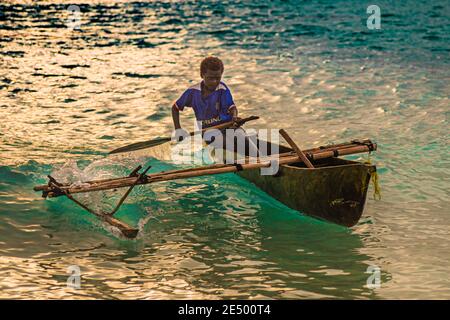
0 0 449 299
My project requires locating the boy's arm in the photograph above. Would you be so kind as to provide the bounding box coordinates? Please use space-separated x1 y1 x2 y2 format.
172 89 192 130
223 86 239 123
229 106 241 125
172 104 181 130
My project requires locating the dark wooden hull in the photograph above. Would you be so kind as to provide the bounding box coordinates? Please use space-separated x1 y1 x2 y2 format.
237 157 375 227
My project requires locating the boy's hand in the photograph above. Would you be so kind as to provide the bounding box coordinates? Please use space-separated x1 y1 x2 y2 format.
231 116 242 129
173 127 188 143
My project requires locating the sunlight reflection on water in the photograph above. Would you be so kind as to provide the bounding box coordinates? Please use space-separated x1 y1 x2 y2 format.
0 0 449 299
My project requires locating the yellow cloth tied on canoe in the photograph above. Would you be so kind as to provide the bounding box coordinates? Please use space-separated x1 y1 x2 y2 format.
365 154 381 200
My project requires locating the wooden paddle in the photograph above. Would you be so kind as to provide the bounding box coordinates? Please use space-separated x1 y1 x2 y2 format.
109 116 259 155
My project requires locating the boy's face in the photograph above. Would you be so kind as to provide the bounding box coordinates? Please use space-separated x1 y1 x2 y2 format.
201 69 222 91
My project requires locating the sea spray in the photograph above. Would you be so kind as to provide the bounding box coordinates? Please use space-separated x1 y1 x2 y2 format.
49 154 152 215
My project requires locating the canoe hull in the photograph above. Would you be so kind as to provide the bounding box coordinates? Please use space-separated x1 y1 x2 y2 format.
237 157 375 227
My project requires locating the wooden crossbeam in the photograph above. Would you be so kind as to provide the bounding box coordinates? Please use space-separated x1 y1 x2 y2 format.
278 129 314 168
34 141 376 197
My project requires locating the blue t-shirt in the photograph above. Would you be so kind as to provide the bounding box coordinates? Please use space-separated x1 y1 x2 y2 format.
174 81 236 127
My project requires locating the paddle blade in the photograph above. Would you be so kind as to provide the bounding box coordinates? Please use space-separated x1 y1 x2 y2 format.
109 137 171 154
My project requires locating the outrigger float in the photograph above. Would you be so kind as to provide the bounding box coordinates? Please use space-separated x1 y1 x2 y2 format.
34 117 378 238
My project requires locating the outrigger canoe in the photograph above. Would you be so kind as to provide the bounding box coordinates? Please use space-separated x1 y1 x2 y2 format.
33 126 378 238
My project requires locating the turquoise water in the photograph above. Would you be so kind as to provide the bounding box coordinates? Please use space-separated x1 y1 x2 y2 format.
0 0 449 299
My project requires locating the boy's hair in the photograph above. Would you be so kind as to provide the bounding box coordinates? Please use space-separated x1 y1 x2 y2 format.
200 56 224 76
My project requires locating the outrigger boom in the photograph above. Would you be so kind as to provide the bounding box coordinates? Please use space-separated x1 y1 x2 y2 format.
34 131 377 239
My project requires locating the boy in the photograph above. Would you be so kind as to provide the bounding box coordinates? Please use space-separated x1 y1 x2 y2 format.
171 56 238 131
171 56 259 161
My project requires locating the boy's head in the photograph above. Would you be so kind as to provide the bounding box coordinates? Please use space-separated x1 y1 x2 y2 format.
200 56 224 91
